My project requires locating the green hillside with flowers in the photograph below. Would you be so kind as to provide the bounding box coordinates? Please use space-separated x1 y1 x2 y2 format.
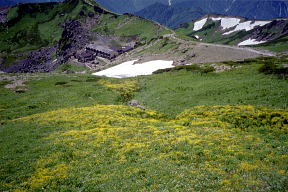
1 56 288 191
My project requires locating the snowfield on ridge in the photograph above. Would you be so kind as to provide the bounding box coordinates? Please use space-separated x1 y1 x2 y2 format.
193 16 271 34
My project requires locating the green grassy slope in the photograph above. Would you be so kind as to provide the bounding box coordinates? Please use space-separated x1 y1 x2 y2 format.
253 36 288 52
0 1 84 53
0 0 171 71
135 57 288 117
176 19 249 45
92 14 170 43
0 0 169 54
0 57 287 191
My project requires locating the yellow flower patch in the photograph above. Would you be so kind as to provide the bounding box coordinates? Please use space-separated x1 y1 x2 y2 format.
12 104 288 191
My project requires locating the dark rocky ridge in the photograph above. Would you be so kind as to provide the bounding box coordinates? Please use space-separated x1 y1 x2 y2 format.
0 6 9 23
248 19 288 42
58 19 90 62
2 47 57 73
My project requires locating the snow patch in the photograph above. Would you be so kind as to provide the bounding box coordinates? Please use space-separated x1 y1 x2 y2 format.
224 21 270 35
194 35 199 39
220 18 241 29
238 38 267 46
93 60 174 78
210 17 240 29
211 17 221 21
193 18 208 31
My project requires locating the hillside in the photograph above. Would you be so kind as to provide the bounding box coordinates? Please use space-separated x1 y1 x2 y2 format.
0 0 172 72
0 0 276 74
132 0 288 29
95 0 288 21
175 0 288 20
134 2 204 28
176 15 288 52
0 56 288 191
0 0 288 191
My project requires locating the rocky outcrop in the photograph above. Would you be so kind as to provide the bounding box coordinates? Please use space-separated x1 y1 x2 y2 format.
128 100 145 110
57 20 90 62
2 47 58 73
248 19 288 42
0 6 9 23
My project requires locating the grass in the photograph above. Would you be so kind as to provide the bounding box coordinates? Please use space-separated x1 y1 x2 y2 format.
136 37 180 55
55 62 88 73
0 60 288 190
134 57 288 117
92 14 171 43
253 36 288 52
0 0 95 53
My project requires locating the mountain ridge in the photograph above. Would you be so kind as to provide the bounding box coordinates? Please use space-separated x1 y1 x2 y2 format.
135 0 288 29
176 14 288 51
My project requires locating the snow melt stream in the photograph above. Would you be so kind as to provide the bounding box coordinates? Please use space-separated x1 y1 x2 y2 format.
93 60 174 78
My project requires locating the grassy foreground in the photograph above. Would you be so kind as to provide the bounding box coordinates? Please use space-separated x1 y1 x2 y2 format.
0 58 288 191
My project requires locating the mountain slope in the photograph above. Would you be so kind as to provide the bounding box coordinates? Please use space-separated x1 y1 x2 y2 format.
176 15 288 51
0 0 280 74
134 0 288 29
0 0 171 72
0 0 63 7
135 2 205 28
176 0 288 20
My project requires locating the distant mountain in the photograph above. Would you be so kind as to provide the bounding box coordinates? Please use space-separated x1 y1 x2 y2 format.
135 0 288 29
135 2 205 28
82 0 171 13
0 0 62 7
176 0 288 20
176 14 288 51
3 0 288 21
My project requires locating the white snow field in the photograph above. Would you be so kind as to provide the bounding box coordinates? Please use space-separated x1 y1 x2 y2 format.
219 18 241 29
211 17 221 21
194 17 240 31
194 16 270 35
193 18 208 31
93 60 174 78
224 21 270 35
238 38 267 46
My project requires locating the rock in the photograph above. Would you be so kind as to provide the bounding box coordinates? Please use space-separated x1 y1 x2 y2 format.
2 46 58 73
88 12 95 17
128 100 140 106
128 100 145 110
136 104 145 110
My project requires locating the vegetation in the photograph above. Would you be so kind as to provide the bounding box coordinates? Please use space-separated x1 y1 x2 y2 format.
55 62 88 73
0 0 287 190
92 14 171 43
153 63 215 74
0 57 288 191
0 0 105 53
135 57 288 117
253 36 288 52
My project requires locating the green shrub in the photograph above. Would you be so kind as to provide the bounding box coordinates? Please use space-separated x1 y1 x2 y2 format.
258 62 288 77
153 64 215 74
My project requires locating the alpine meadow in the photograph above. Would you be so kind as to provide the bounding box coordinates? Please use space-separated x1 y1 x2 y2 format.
0 0 287 191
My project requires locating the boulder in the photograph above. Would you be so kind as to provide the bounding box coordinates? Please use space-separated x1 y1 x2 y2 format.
128 100 145 110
